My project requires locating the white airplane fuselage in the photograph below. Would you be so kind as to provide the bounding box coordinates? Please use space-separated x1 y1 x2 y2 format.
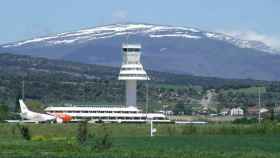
19 99 56 123
20 110 56 122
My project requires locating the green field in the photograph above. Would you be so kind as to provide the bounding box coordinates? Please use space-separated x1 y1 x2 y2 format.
1 123 280 158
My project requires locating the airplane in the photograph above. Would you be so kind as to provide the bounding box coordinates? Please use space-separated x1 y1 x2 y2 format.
6 99 72 123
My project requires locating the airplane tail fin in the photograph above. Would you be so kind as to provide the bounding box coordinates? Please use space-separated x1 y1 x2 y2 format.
19 99 29 113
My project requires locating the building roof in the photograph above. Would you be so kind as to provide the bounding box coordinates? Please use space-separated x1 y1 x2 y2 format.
248 106 269 113
45 106 141 112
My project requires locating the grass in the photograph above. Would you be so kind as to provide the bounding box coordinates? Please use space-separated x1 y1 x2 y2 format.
1 123 280 158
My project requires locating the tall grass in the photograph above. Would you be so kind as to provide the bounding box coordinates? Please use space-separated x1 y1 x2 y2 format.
1 123 280 158
17 124 31 140
77 121 88 145
1 123 280 139
1 135 280 158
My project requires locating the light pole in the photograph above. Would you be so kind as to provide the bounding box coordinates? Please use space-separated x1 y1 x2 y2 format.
146 82 149 120
258 87 261 123
150 120 156 137
22 80 25 100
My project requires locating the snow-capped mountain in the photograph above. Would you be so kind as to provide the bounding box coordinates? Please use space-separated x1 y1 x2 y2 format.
1 23 280 80
2 23 278 54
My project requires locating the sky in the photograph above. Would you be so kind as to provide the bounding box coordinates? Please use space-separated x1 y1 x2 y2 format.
0 0 280 48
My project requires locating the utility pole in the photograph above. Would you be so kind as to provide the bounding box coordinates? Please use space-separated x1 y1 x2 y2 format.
273 103 277 120
258 87 261 123
22 80 25 100
146 82 149 121
84 82 87 104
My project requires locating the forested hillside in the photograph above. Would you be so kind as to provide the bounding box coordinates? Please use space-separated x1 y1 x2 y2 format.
0 53 279 113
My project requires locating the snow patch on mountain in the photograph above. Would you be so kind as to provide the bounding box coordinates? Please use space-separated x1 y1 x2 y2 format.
149 34 201 39
205 32 279 54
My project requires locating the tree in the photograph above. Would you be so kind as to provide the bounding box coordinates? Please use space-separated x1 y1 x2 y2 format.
0 104 9 121
173 102 185 115
14 94 21 113
77 121 88 145
173 101 192 115
94 124 112 150
25 100 45 113
17 124 31 140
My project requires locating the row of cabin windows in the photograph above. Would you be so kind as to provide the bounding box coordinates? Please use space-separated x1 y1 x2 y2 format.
121 68 143 71
73 116 165 120
123 48 140 52
48 111 138 113
119 74 147 77
126 61 139 64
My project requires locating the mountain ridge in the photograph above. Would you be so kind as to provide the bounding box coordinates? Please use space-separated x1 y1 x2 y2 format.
1 23 280 81
2 23 277 54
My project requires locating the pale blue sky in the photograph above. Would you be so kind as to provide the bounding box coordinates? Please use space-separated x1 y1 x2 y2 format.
1 0 280 47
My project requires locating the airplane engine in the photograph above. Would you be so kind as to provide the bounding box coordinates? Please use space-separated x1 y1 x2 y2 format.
53 113 72 123
56 117 63 123
61 114 72 122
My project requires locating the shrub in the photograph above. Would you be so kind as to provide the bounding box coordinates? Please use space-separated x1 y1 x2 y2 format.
233 117 257 124
0 104 9 121
11 125 17 136
167 125 176 136
17 124 31 140
182 125 197 135
94 124 112 150
31 135 48 141
77 121 88 145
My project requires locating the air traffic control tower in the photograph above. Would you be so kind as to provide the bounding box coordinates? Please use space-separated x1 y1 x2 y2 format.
118 44 150 107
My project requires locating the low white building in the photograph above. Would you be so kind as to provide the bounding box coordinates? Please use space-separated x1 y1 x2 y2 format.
260 108 269 114
230 107 244 116
157 110 174 115
219 108 230 116
45 105 170 123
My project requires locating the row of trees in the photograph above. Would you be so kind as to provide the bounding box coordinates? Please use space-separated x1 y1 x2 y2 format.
216 91 280 109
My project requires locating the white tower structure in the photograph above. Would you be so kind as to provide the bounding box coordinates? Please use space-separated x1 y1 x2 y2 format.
118 44 149 107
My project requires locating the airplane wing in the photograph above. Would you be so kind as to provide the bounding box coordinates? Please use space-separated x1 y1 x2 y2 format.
5 120 40 123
